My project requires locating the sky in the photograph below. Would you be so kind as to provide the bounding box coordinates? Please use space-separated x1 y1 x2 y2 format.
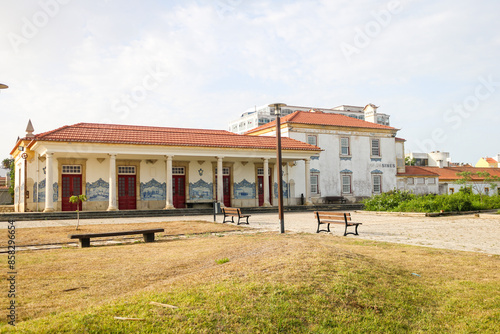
1 0 500 176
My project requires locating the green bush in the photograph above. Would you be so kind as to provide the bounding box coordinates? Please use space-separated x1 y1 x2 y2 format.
363 190 500 213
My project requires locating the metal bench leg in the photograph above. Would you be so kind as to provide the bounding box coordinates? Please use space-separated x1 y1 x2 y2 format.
143 233 155 243
354 224 359 236
79 238 90 248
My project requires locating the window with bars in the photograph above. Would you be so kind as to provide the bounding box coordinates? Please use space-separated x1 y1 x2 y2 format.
373 175 382 194
257 168 271 175
62 165 81 174
340 137 350 156
172 167 185 175
118 166 136 175
215 167 230 175
416 178 425 184
342 174 351 194
427 178 436 184
311 174 319 194
307 135 317 146
371 139 380 157
407 178 414 185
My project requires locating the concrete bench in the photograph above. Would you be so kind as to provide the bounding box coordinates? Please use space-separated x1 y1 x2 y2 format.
69 228 165 248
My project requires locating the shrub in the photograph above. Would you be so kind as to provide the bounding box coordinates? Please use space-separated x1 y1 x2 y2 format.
364 191 500 213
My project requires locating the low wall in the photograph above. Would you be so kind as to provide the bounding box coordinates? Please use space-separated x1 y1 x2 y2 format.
0 205 14 213
0 189 12 205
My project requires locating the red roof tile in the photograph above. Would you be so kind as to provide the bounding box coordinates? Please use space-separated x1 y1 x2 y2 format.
246 110 396 134
397 166 440 176
30 123 321 151
485 157 497 164
417 166 500 181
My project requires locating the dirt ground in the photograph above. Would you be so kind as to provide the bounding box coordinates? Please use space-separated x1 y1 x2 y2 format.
1 211 499 254
245 211 500 255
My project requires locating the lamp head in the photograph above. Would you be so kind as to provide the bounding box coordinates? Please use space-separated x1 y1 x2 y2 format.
268 103 287 116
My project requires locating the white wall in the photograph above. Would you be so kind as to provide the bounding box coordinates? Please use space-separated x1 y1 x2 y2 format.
288 130 397 201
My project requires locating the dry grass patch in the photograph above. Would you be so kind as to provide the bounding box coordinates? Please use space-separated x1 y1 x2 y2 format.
0 220 244 247
1 232 498 333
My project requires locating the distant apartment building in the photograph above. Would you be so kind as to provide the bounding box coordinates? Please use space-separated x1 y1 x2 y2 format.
229 103 390 134
405 151 451 168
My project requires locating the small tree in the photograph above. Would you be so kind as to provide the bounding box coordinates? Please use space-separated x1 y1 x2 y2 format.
405 156 416 166
2 158 14 203
69 194 87 230
455 171 500 201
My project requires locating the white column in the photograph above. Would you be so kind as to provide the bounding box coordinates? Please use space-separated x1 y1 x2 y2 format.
107 154 118 211
304 158 313 205
263 158 271 206
217 156 224 207
164 155 174 209
43 153 54 212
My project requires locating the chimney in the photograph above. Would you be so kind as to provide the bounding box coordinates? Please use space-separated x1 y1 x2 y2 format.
363 103 378 123
26 119 34 139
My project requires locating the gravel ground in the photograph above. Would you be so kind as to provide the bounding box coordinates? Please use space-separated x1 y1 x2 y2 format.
2 211 499 255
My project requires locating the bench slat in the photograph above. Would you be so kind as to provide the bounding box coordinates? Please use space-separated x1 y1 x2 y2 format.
222 207 250 225
314 211 360 236
69 229 164 239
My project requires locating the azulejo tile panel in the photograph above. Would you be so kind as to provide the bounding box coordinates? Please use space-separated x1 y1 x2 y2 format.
34 179 45 203
141 179 166 201
86 178 109 202
52 183 58 202
32 180 57 203
234 179 255 199
189 179 213 200
274 181 289 198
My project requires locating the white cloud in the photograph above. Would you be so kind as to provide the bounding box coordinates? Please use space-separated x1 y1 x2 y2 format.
1 0 500 165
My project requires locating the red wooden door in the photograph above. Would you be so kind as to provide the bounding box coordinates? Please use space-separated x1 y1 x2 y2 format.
62 174 82 211
258 175 272 206
173 174 186 208
118 175 136 210
215 175 231 207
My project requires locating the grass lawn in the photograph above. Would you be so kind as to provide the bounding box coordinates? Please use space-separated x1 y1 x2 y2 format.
1 222 498 333
0 220 244 247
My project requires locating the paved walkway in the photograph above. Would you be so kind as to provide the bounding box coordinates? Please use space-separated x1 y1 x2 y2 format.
2 211 499 255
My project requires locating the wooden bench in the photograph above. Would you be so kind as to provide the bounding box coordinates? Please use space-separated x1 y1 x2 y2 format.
324 196 347 204
314 211 361 236
69 228 165 248
222 207 250 225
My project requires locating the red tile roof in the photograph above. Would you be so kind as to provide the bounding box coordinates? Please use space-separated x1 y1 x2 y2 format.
397 166 440 176
485 157 497 164
413 166 500 181
246 110 396 134
29 123 321 151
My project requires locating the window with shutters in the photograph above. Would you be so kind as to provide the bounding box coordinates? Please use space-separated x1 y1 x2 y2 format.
340 137 350 156
371 139 381 157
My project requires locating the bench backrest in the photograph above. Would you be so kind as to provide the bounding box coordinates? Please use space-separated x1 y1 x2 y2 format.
315 211 351 221
223 207 240 215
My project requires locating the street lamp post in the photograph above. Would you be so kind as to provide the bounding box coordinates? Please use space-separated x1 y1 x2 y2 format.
269 103 287 234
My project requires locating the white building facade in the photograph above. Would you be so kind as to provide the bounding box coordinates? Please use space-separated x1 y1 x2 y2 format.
11 123 320 212
246 110 402 203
